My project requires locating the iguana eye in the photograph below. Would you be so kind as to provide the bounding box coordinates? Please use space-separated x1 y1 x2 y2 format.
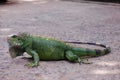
12 35 18 38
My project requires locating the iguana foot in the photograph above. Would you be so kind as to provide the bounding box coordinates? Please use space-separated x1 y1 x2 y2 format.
25 63 38 68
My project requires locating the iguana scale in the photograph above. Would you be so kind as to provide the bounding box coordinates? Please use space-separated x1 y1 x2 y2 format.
7 33 111 67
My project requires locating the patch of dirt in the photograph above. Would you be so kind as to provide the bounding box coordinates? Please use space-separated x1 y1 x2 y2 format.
0 0 120 80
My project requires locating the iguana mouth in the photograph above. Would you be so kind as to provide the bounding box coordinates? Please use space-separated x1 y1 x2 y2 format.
9 43 21 47
7 37 21 47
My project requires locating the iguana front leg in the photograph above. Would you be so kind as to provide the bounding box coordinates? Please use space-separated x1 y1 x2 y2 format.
25 48 39 67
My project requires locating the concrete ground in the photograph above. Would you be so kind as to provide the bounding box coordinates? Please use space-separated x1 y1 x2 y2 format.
0 0 120 80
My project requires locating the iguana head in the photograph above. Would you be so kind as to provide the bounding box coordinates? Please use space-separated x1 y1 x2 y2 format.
7 33 28 58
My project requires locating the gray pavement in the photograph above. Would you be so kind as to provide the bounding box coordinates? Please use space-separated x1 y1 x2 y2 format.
0 0 120 80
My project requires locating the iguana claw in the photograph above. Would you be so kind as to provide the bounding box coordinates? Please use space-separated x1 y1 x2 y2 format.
25 63 38 68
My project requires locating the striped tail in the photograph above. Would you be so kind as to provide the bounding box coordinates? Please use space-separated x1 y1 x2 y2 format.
65 41 111 57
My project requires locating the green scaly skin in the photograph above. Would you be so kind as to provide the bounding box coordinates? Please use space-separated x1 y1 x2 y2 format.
7 33 111 67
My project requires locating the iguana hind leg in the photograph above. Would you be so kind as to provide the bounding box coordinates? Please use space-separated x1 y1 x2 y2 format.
65 51 92 64
65 51 81 63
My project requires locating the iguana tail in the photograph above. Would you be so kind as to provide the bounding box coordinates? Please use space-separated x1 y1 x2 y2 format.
66 41 111 57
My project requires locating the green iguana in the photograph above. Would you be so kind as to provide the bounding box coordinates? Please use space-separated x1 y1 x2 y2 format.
7 33 111 67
